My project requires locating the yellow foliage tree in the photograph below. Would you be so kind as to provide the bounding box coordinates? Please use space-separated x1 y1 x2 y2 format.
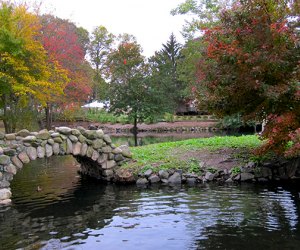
0 2 68 132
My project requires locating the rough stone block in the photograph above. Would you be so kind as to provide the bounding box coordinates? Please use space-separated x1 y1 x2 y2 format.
5 133 16 140
26 147 37 160
149 174 160 183
102 146 112 153
11 156 23 169
102 160 117 170
97 153 108 164
22 135 36 143
0 188 12 200
118 145 132 158
80 143 88 156
103 134 112 144
92 139 104 149
71 129 81 136
18 152 30 164
168 172 182 184
36 130 50 140
0 155 10 165
92 150 100 161
69 135 78 143
45 144 53 157
56 127 72 135
240 173 255 181
4 164 17 175
53 143 60 155
37 146 45 158
53 137 63 144
73 142 82 156
86 146 94 158
66 139 73 154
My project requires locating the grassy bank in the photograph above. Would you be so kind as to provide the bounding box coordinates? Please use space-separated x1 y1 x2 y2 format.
123 135 263 175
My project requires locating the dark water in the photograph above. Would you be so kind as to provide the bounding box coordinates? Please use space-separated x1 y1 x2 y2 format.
1 156 300 250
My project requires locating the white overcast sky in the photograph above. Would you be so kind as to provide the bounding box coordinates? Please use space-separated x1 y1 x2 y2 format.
20 0 188 57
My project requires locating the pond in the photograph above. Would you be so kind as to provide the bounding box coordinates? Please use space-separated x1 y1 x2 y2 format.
110 131 225 146
1 156 300 249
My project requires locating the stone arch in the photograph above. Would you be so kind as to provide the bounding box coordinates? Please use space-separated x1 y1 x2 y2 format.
0 127 132 205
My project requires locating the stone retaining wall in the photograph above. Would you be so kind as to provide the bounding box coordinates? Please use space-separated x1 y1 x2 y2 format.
135 157 300 186
0 126 132 205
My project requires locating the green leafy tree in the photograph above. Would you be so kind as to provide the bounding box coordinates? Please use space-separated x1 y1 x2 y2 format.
149 34 184 113
107 35 165 145
171 0 234 38
88 26 114 100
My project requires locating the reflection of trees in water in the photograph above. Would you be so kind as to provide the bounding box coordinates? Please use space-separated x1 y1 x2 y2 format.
182 184 300 250
0 182 140 249
111 132 220 146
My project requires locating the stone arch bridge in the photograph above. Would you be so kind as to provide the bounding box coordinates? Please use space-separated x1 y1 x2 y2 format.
0 127 132 205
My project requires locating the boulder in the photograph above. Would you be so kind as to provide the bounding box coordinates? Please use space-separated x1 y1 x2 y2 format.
103 134 112 144
56 127 72 135
45 144 53 157
22 136 37 143
68 135 78 143
149 174 160 183
26 147 37 160
114 154 125 162
11 156 23 169
36 130 50 140
0 188 12 200
0 155 10 165
136 178 148 185
168 172 182 184
82 130 98 140
71 129 81 136
144 169 153 178
205 172 215 181
96 129 104 138
37 146 45 158
92 150 100 161
159 170 170 179
53 143 60 155
240 173 255 181
80 143 88 156
102 160 117 169
4 164 17 175
66 139 73 154
18 152 30 164
114 169 135 183
73 142 82 156
3 148 16 156
53 137 63 144
5 133 16 140
92 139 104 149
47 138 54 145
102 146 112 153
118 145 132 158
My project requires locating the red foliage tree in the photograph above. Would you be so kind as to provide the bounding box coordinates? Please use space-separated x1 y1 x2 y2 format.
197 0 300 156
40 15 92 104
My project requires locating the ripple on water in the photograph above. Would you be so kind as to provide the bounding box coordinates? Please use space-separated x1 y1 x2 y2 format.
1 157 300 249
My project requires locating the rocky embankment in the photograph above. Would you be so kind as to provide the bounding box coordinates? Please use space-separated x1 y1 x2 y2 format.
131 157 300 186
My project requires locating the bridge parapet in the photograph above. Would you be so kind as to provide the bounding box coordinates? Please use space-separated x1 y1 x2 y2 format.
0 126 132 205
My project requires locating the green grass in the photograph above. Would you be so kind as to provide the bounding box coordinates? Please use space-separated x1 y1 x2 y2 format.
123 135 262 175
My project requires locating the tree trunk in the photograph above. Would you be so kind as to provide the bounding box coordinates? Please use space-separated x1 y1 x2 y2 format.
2 94 16 133
45 103 52 130
133 116 138 147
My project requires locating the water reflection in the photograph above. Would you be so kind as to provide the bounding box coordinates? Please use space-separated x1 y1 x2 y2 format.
1 157 300 249
111 131 221 146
